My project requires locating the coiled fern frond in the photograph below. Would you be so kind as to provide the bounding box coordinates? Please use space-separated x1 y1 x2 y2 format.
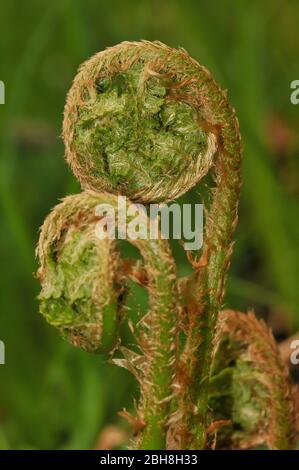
209 310 295 450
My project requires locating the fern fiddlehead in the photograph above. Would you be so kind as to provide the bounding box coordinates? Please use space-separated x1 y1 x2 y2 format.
63 41 217 203
36 41 295 450
210 310 295 450
37 190 178 449
37 192 122 354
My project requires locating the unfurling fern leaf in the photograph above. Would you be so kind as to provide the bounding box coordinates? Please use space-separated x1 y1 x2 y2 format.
209 310 296 450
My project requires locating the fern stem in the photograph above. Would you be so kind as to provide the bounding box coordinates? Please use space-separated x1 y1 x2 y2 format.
174 64 242 449
133 238 178 449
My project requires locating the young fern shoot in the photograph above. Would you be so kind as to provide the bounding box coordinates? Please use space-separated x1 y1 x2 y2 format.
36 41 295 450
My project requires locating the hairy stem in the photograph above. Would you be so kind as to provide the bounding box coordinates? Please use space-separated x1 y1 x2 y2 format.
132 239 178 449
111 198 178 449
173 62 242 449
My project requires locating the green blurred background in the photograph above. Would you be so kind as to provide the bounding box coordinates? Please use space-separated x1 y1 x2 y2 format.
0 0 298 449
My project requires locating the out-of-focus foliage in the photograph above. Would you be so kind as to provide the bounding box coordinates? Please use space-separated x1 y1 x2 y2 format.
0 0 298 449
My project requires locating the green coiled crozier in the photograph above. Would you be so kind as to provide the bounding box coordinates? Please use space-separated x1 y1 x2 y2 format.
209 310 295 450
63 41 217 202
36 192 124 353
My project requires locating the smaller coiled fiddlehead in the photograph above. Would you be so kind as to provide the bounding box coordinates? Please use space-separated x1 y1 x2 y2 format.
36 192 123 353
37 190 178 449
209 310 295 450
